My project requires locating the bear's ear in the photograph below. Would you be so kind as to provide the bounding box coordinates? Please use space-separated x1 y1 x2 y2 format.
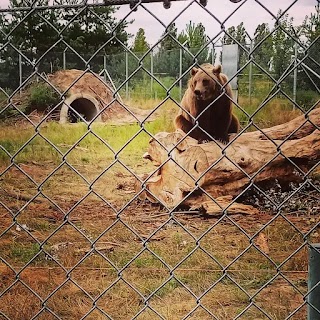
191 67 198 77
212 64 222 74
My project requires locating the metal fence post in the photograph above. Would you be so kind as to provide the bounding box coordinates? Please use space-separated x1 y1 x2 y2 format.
245 32 253 105
150 51 154 98
249 40 253 105
19 52 22 94
308 244 320 320
104 54 107 82
125 51 129 99
293 41 298 106
63 48 67 70
179 47 182 100
211 42 214 65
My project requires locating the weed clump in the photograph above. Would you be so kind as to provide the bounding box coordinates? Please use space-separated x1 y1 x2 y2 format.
26 82 60 113
0 81 61 121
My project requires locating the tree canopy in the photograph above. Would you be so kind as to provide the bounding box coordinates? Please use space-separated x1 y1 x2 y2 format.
132 28 150 54
0 0 130 89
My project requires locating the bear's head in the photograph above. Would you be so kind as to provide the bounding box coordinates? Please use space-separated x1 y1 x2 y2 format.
189 64 227 101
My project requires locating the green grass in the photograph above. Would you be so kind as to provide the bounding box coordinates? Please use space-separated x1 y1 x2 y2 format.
129 77 181 101
0 92 304 166
0 111 175 166
235 96 301 129
7 243 41 264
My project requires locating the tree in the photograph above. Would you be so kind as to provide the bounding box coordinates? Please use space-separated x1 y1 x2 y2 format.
222 23 247 47
222 23 247 66
299 3 320 91
159 23 179 51
131 28 150 54
272 11 294 80
253 23 273 70
155 22 210 80
0 0 59 89
222 26 236 45
0 0 130 90
178 22 210 68
130 28 151 85
182 21 207 48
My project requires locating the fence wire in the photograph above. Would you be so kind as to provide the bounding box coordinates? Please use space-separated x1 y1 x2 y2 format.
0 0 320 319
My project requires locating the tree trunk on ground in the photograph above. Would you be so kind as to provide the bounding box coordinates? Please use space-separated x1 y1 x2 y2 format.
137 107 320 213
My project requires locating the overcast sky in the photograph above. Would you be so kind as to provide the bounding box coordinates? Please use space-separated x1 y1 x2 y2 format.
0 0 317 45
114 0 318 45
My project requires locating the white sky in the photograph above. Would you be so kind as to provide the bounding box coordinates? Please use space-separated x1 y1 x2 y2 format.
0 0 317 45
114 0 318 45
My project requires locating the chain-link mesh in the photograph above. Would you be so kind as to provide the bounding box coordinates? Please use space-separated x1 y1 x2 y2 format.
0 0 320 319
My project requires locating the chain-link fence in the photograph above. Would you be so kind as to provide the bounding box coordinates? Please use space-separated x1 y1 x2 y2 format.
0 0 320 319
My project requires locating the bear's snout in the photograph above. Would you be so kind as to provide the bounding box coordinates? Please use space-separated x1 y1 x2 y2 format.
194 89 206 100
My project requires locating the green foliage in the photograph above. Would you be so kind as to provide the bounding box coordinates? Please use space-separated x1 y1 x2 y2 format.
222 23 248 65
0 0 130 90
155 21 210 79
9 243 40 264
26 82 60 112
132 28 150 53
180 21 207 48
233 7 319 95
130 76 180 100
296 90 319 111
253 23 273 70
159 23 179 51
272 11 294 80
0 90 23 120
0 105 27 122
223 23 247 46
299 3 320 91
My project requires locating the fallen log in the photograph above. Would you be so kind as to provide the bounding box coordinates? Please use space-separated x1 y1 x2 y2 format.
138 107 320 211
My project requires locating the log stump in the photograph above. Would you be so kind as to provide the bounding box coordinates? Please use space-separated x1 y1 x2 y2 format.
138 107 320 214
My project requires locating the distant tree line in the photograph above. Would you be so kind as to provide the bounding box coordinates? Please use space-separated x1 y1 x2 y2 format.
0 1 318 94
221 8 319 92
130 21 214 87
0 0 129 90
130 7 319 93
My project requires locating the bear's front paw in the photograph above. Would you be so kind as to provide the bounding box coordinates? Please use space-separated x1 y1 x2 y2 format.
216 135 229 145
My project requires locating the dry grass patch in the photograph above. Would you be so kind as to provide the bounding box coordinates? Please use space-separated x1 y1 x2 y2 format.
1 97 318 319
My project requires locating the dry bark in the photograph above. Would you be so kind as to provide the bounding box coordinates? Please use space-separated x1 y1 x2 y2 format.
138 107 320 212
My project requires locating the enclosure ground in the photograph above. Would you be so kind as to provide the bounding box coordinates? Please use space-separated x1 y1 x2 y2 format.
1 168 318 319
1 106 319 319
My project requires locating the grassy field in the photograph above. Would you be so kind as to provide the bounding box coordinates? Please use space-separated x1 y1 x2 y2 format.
0 96 319 319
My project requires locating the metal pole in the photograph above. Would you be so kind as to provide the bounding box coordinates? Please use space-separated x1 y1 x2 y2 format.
179 47 182 100
35 66 39 83
293 42 298 106
249 40 253 105
63 48 67 70
308 244 320 320
103 54 107 82
211 42 214 65
150 51 154 98
19 53 22 95
125 51 128 99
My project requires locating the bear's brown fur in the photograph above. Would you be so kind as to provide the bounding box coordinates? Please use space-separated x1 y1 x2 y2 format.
174 63 240 144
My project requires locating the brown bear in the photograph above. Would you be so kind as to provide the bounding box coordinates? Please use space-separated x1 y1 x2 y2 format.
174 63 240 144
